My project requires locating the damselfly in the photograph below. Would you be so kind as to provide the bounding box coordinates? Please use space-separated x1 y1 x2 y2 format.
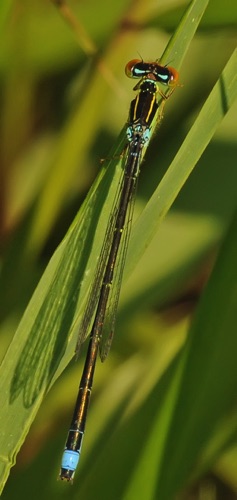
59 60 179 482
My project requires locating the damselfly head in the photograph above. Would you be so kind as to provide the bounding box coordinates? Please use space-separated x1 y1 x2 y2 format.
125 59 179 88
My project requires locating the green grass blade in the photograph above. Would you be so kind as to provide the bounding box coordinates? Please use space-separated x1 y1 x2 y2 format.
108 209 237 500
0 137 125 491
161 0 210 68
155 208 237 498
126 47 237 279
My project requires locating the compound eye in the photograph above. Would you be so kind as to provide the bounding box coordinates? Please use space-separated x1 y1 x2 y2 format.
125 59 143 78
167 67 179 86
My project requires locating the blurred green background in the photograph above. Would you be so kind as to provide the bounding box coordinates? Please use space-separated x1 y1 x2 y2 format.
0 0 237 498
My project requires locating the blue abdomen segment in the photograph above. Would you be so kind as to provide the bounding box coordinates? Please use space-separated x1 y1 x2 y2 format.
60 449 80 481
62 449 80 471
